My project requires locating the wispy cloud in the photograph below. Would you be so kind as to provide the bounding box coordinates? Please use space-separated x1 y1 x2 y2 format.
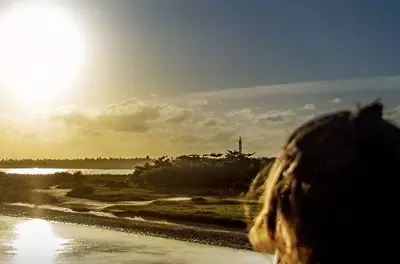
225 108 254 120
256 110 296 125
4 75 400 158
330 98 342 104
53 105 160 133
187 75 400 100
166 110 192 125
300 104 316 110
200 118 220 127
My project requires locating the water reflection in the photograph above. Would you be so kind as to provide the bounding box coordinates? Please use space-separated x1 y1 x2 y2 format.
10 219 70 264
5 168 66 175
0 168 133 175
0 216 271 264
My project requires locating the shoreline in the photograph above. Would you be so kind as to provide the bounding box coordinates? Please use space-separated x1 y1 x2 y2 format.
0 204 252 250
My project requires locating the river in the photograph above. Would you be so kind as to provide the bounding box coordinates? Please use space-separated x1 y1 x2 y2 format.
0 216 271 264
0 168 133 175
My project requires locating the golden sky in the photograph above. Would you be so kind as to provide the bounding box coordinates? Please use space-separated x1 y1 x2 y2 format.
0 1 399 158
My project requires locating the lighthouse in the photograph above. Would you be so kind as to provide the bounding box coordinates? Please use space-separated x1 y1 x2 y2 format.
239 136 243 154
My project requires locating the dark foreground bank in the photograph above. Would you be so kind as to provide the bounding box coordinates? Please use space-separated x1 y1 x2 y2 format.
0 204 251 250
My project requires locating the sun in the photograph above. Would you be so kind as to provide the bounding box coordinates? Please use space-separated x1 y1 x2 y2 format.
0 2 86 106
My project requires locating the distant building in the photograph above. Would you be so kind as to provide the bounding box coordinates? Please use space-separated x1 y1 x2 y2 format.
239 136 243 154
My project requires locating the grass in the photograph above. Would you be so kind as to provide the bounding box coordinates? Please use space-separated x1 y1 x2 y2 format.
105 198 260 230
0 172 261 231
66 186 172 201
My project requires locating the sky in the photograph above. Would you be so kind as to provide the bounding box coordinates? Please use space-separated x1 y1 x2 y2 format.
1 0 400 158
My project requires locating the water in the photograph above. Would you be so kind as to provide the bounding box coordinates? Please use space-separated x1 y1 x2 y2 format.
0 216 271 264
0 168 133 175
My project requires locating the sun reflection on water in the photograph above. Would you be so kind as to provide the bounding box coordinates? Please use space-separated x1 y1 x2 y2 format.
10 219 70 264
5 168 66 175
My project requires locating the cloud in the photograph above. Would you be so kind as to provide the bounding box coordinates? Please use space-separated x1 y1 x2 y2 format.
187 75 400 100
52 98 208 138
105 98 141 112
300 104 316 110
169 128 236 148
224 107 299 126
53 104 160 133
256 109 296 124
79 128 102 137
261 115 285 123
211 129 236 142
384 105 400 124
51 111 90 126
44 78 394 158
188 99 208 107
201 118 220 127
170 134 206 144
330 98 342 104
166 110 192 125
95 113 152 133
225 108 254 119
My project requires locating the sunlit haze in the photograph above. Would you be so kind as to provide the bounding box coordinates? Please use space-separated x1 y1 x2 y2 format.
0 0 399 158
0 1 86 105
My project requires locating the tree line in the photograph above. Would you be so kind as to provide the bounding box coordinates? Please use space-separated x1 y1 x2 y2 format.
131 150 274 192
0 157 151 169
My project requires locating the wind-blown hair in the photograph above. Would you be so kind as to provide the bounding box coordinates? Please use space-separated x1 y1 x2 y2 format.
247 102 400 264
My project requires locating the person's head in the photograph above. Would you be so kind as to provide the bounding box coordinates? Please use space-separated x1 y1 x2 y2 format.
248 101 400 264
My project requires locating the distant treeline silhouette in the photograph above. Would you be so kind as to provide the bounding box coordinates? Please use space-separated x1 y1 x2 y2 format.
132 150 274 192
0 158 150 169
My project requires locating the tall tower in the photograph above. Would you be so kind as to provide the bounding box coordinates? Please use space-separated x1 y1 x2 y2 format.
239 136 243 154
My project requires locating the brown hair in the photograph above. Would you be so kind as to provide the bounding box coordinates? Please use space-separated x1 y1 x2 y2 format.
248 102 400 263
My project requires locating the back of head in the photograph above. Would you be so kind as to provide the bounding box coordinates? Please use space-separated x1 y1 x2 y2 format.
248 102 400 264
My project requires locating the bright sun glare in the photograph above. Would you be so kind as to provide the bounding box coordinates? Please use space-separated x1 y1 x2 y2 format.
0 2 86 105
11 219 69 263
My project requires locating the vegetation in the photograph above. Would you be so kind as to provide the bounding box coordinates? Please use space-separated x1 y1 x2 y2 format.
0 157 150 169
106 198 260 229
132 150 273 193
0 150 274 231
